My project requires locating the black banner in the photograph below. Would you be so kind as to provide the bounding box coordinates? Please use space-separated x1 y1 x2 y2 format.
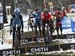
27 43 75 53
52 34 75 39
21 38 32 44
0 48 25 56
20 34 75 44
27 45 59 53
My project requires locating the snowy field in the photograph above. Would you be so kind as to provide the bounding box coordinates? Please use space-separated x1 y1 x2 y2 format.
0 14 75 50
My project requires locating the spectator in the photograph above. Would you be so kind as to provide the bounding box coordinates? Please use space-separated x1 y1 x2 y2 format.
55 8 63 37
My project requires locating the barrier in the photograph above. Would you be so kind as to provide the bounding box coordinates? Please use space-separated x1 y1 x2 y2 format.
20 34 75 44
62 13 75 30
0 48 25 56
27 43 75 53
71 17 75 32
0 43 75 55
1 33 75 55
62 16 71 29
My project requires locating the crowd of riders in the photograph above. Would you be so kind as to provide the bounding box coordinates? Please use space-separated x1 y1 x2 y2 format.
10 7 66 47
28 7 66 37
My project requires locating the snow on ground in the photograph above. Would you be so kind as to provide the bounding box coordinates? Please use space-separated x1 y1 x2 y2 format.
0 14 75 50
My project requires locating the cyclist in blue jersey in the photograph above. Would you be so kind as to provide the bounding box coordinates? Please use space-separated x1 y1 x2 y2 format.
34 8 41 37
10 8 24 47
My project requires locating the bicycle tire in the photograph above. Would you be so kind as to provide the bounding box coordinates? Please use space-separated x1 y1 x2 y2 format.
14 31 19 48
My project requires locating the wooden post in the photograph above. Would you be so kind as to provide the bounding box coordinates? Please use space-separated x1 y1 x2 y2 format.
3 0 7 23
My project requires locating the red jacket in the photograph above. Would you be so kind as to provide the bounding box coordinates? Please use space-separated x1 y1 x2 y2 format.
54 11 64 18
54 11 63 26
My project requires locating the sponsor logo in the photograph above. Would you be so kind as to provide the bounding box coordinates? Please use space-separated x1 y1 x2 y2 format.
0 48 25 56
30 47 49 53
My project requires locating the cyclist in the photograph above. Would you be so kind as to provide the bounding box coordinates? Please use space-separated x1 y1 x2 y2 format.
34 8 41 37
41 8 53 37
10 8 24 47
55 8 63 37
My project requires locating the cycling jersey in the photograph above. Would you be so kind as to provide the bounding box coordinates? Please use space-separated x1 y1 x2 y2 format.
34 11 41 25
55 11 63 26
41 13 51 20
10 15 23 28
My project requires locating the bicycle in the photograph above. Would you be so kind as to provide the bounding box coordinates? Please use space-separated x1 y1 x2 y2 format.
13 29 23 48
44 23 53 44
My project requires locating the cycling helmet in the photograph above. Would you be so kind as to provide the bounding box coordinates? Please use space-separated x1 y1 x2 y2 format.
57 7 61 11
35 7 39 12
14 8 21 15
44 8 49 14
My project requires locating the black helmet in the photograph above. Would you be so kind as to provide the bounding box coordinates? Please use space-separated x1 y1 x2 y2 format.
57 7 61 11
35 8 39 11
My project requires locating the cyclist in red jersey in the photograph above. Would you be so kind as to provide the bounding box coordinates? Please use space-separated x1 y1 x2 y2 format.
41 8 53 37
55 8 63 37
